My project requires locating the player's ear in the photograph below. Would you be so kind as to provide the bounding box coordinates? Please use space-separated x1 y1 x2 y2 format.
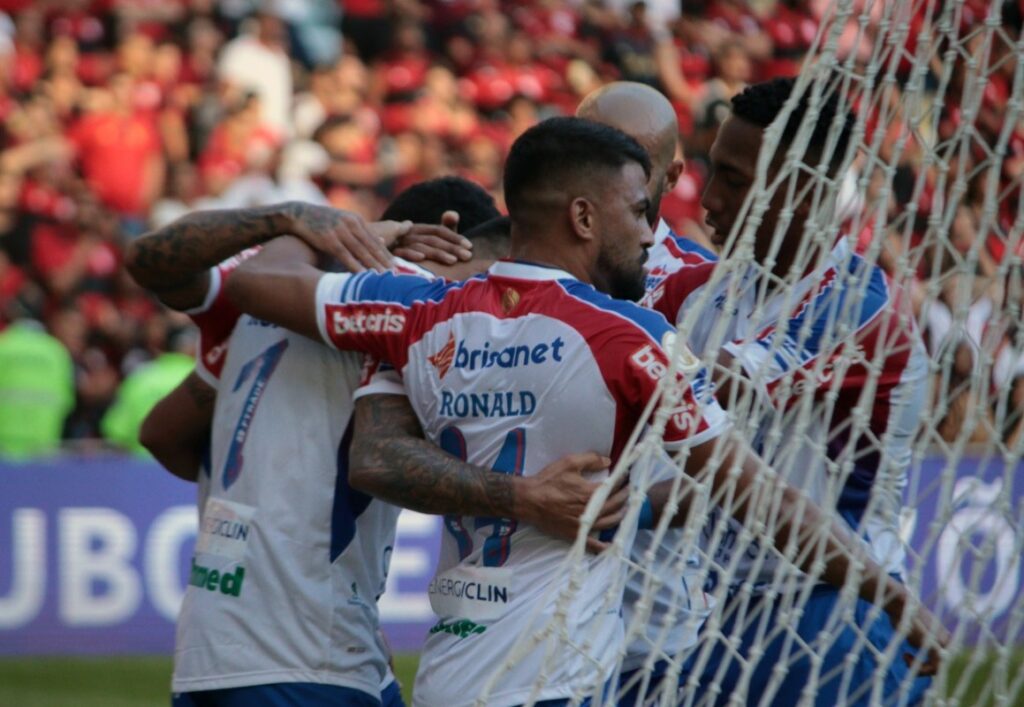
665 159 684 192
569 197 596 241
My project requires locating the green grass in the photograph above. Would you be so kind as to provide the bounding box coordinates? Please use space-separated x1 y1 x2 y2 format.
0 651 1021 706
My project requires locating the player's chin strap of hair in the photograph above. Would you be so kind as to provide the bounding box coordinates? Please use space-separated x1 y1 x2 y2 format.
638 495 655 530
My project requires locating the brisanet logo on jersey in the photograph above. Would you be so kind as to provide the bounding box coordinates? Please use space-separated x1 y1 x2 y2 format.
331 307 406 335
430 333 566 380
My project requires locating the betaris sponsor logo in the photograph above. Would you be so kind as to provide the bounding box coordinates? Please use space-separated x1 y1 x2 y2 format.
630 344 668 381
188 559 245 597
331 308 406 335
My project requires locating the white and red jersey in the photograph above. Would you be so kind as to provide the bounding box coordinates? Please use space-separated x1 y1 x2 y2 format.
314 260 729 707
646 237 928 589
644 219 718 294
185 248 260 386
619 221 719 671
172 254 424 699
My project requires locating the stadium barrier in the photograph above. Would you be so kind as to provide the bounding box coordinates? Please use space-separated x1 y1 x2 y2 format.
0 455 1019 654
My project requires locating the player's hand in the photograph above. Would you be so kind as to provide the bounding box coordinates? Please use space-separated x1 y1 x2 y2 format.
888 592 950 676
513 452 628 552
392 211 473 265
281 202 401 273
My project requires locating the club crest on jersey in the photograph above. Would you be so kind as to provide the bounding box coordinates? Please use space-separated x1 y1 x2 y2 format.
429 333 457 379
501 287 520 313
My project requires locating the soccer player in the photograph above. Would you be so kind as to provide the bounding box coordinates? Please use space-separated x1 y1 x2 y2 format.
645 77 935 705
226 117 947 706
577 81 720 704
576 81 718 288
130 181 621 707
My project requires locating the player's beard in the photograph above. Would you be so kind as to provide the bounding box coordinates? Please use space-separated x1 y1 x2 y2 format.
647 175 665 227
599 246 648 302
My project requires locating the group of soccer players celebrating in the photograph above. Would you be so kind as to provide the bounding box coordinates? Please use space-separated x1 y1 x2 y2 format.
126 76 950 707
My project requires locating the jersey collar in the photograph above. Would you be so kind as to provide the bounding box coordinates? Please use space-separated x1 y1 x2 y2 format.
653 218 672 249
489 259 576 282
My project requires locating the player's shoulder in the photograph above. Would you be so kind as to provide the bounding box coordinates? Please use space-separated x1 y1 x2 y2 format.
664 232 718 264
555 278 674 344
835 248 892 324
339 269 480 306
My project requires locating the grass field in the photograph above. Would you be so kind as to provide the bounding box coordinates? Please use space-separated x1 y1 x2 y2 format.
0 651 1021 706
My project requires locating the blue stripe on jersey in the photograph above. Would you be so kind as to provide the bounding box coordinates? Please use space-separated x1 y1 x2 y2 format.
332 271 480 308
330 421 374 562
557 279 674 343
760 255 888 364
670 233 718 261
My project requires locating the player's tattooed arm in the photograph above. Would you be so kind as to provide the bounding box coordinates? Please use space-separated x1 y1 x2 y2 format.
140 370 216 482
125 202 403 310
349 394 626 549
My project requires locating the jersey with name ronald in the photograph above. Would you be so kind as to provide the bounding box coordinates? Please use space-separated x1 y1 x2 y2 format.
314 260 729 707
643 237 927 592
172 258 433 699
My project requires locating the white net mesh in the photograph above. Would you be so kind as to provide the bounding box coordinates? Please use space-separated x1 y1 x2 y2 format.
485 0 1024 704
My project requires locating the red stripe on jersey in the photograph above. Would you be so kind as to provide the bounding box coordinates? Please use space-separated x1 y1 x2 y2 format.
644 261 716 324
324 273 717 463
189 248 260 382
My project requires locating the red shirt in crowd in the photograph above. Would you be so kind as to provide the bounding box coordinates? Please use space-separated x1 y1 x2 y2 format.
69 110 162 216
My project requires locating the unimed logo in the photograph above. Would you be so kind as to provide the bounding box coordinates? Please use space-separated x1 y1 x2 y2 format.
188 560 245 597
332 308 406 335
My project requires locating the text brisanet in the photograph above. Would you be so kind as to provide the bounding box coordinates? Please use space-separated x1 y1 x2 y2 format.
453 337 565 372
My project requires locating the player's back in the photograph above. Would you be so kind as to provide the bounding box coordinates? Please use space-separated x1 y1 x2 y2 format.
317 260 727 706
172 313 400 700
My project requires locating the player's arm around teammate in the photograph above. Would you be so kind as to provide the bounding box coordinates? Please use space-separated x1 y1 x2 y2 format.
350 392 628 550
128 202 470 479
124 201 471 310
227 235 631 543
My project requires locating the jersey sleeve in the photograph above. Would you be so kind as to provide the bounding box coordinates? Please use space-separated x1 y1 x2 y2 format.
354 356 406 400
185 249 260 384
618 329 730 451
314 270 449 368
642 261 716 327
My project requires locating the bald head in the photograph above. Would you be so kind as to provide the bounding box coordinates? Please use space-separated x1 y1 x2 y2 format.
577 82 678 169
577 82 683 225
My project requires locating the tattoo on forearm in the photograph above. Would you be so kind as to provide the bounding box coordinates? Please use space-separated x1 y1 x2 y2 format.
128 203 295 290
352 395 517 517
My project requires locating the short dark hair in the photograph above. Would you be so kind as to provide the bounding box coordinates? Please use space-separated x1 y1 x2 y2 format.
503 117 651 214
731 77 855 174
381 176 500 230
462 216 511 260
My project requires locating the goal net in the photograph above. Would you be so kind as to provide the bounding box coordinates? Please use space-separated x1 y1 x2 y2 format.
486 0 1024 705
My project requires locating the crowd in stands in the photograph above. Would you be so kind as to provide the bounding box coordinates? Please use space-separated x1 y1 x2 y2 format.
0 0 1020 458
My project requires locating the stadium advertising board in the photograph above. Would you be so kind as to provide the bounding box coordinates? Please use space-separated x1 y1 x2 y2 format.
0 455 1020 654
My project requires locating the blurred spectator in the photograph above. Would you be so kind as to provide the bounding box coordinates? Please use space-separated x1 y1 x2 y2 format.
68 73 164 234
0 0 1016 455
0 319 74 458
217 4 292 138
101 344 194 455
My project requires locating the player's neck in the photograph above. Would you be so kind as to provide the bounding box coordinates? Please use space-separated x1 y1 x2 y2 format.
509 241 592 284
